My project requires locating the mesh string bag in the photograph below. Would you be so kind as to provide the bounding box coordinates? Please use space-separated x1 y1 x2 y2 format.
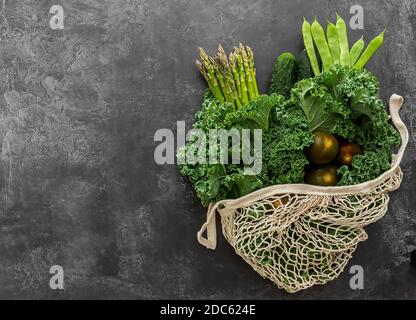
197 94 409 293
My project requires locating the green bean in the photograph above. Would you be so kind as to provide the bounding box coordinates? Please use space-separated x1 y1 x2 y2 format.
302 18 320 76
336 14 350 66
354 31 385 69
311 18 333 72
349 36 365 65
326 21 340 64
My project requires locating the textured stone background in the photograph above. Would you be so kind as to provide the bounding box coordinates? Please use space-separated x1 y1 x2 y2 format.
0 0 414 299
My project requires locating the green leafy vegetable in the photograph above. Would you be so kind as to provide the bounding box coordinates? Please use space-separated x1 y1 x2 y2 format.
178 92 278 206
224 94 277 130
294 64 400 185
224 174 264 199
261 101 314 186
290 78 347 132
337 150 391 186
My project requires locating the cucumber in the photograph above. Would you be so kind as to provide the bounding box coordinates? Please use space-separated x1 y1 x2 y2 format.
268 52 297 98
297 49 314 81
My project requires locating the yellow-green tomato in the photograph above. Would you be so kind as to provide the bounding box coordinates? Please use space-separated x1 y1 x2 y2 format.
337 142 362 166
307 131 340 165
305 165 339 186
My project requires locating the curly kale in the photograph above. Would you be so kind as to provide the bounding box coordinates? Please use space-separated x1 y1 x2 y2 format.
290 77 349 133
261 101 314 186
193 91 234 130
337 150 392 186
224 94 278 130
178 92 311 206
179 65 400 206
178 92 272 206
295 65 400 185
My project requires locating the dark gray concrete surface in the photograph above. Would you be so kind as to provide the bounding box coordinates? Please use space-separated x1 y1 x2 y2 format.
0 0 415 299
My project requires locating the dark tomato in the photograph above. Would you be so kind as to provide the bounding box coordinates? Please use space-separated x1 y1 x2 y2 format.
273 196 289 208
337 142 362 166
305 165 339 186
307 131 340 165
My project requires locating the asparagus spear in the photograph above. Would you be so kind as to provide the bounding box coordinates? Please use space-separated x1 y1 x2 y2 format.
240 43 256 100
210 56 232 105
245 45 259 97
196 44 259 108
196 59 224 103
216 45 242 108
215 45 234 107
229 52 244 106
235 47 250 106
198 48 225 103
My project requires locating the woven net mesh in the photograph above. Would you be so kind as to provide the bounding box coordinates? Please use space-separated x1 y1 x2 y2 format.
220 167 403 292
197 95 408 293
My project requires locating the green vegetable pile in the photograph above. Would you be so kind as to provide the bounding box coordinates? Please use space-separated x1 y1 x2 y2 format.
179 14 400 207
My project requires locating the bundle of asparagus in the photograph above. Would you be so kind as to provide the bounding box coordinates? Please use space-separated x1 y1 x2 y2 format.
196 44 259 109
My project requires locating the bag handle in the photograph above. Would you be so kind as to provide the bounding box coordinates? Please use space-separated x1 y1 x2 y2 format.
197 94 408 250
389 94 408 168
197 201 234 250
197 203 219 250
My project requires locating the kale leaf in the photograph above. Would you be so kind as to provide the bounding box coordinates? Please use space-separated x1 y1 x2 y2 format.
261 101 314 186
291 78 348 132
309 65 400 185
178 92 277 206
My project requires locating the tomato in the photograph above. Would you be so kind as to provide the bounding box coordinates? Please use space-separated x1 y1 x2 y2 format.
305 165 339 186
306 131 340 165
273 196 289 208
337 142 362 166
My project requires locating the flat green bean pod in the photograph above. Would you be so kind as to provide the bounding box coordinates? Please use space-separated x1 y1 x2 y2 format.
336 14 350 66
349 36 365 65
327 21 340 64
311 19 333 72
302 18 320 76
354 31 385 69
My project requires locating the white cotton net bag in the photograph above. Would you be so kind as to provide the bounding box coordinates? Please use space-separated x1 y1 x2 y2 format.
197 94 408 293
